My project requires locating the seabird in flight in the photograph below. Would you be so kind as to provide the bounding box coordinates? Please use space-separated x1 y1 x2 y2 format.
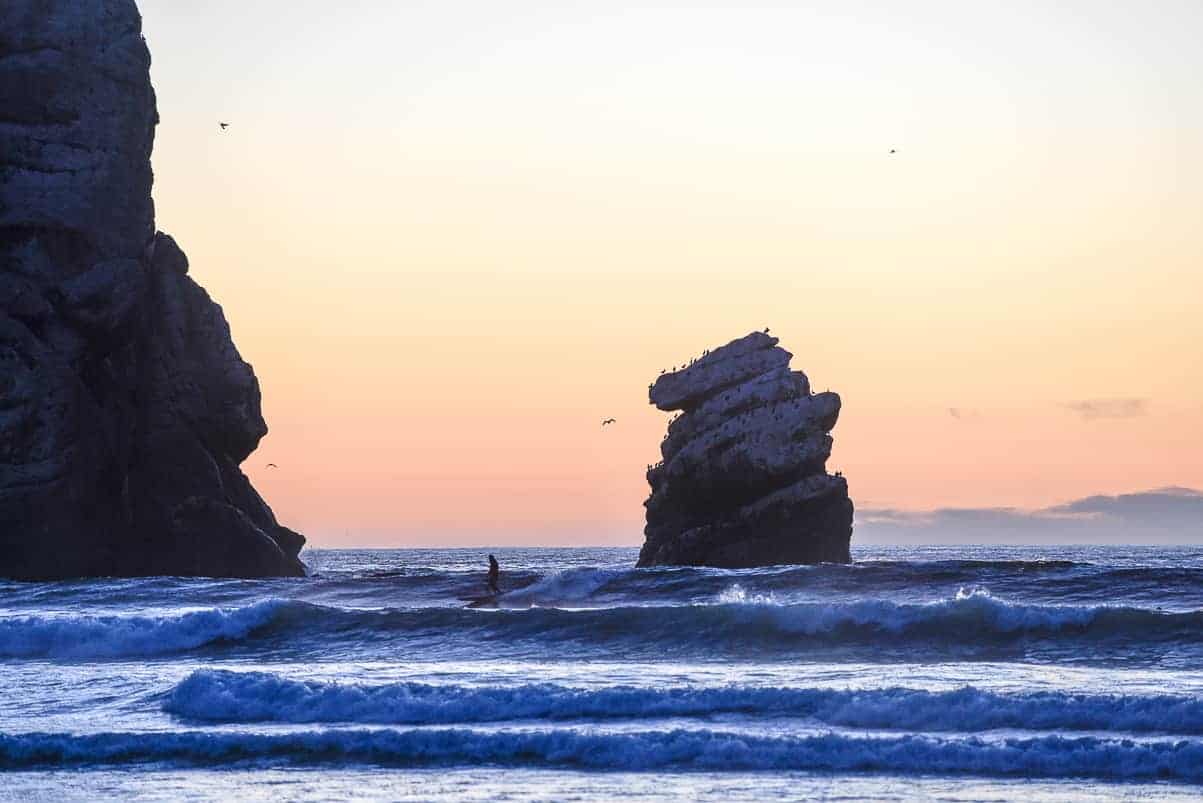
601 418 616 427
219 122 230 130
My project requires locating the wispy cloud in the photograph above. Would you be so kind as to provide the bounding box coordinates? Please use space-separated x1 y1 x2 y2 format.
1062 398 1148 420
856 488 1203 544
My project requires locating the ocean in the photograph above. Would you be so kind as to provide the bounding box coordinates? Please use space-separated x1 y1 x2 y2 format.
2 544 1202 801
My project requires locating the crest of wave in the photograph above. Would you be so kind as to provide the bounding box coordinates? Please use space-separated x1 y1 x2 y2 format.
502 568 624 606
717 584 779 605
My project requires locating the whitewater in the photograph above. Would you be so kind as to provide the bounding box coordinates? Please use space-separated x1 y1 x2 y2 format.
2 545 1203 801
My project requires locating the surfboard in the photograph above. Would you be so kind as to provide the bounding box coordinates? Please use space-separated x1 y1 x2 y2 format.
461 594 500 609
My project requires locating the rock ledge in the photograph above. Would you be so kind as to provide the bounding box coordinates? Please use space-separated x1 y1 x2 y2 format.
639 332 852 567
0 0 304 578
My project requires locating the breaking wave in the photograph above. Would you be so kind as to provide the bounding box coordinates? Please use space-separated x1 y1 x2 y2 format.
164 670 1203 734
499 567 626 606
3 589 1199 660
0 600 297 659
3 728 1203 779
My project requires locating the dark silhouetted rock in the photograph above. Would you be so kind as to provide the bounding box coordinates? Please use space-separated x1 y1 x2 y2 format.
0 0 304 579
638 332 852 568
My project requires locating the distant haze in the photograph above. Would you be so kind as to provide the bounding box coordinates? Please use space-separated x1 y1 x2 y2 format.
137 1 1203 546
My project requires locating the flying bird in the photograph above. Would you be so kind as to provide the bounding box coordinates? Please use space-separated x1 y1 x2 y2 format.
601 418 616 427
265 463 278 469
219 122 230 130
889 148 896 154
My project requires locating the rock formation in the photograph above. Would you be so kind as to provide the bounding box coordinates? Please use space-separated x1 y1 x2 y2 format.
639 332 852 567
0 1 305 578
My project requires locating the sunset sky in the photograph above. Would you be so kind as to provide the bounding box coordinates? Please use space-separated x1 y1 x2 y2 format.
138 1 1202 546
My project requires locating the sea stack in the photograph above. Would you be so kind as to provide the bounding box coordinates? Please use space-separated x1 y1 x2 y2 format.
639 332 852 567
0 1 305 578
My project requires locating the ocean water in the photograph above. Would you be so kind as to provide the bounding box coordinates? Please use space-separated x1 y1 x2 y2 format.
2 545 1203 802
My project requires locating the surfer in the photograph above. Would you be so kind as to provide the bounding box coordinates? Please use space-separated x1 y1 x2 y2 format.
487 554 500 595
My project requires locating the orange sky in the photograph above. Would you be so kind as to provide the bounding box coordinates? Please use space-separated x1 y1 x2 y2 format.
138 1 1202 545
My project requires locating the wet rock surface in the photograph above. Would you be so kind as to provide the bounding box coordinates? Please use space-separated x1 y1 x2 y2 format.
639 332 852 568
0 0 304 578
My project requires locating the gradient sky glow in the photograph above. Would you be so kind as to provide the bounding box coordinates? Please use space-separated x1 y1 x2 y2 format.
137 1 1203 546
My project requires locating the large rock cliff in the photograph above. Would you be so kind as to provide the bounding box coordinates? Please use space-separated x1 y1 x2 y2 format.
0 1 305 578
639 332 852 567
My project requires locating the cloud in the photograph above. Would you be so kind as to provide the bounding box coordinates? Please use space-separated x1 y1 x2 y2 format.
856 488 1203 544
1048 487 1203 523
1062 398 1148 420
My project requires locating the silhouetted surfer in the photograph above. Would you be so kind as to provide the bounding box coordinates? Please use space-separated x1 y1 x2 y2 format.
487 554 500 595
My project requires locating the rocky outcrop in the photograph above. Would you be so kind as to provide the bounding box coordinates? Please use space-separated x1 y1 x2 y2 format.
0 1 305 578
638 332 852 567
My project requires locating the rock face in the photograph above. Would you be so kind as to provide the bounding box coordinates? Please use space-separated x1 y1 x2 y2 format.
0 1 305 578
639 332 852 568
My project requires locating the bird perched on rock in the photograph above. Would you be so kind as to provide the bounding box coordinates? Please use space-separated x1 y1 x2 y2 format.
602 418 616 427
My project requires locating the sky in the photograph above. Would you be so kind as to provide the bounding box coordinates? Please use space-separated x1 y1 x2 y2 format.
137 1 1202 546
